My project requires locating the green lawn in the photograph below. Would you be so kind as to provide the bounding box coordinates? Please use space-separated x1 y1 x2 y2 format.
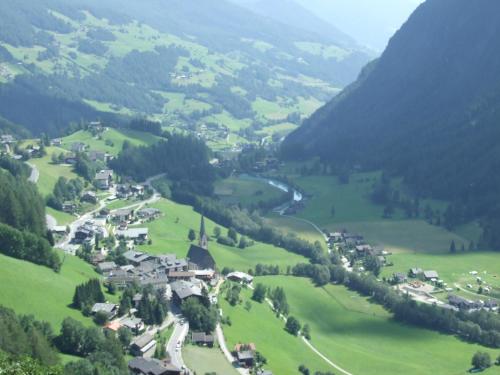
46 207 75 226
61 128 160 156
265 214 325 247
30 146 79 197
214 175 285 208
0 252 109 329
220 287 332 374
258 276 500 375
183 345 239 375
137 198 307 272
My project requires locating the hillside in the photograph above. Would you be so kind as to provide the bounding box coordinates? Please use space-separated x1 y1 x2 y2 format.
0 0 372 141
283 0 500 247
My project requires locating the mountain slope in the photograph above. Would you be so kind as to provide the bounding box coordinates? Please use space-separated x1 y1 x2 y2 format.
0 0 372 137
283 0 500 246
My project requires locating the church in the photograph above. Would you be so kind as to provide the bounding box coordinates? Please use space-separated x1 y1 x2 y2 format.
186 215 216 271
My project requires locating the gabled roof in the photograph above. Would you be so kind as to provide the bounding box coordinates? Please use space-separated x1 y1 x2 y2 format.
187 244 216 270
128 357 179 375
171 280 203 300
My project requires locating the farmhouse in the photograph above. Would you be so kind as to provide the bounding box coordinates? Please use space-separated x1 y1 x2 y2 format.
81 191 98 204
191 332 215 347
121 317 145 334
91 303 118 319
62 201 77 213
71 142 87 153
112 208 134 223
227 271 254 284
130 333 157 357
88 150 108 162
95 169 114 190
171 280 203 304
409 268 423 278
423 270 439 281
96 261 117 274
233 344 256 368
128 357 181 375
115 227 149 243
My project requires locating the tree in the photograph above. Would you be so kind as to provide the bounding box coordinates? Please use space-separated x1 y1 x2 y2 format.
496 354 500 365
468 241 475 252
93 311 108 326
188 229 196 242
252 283 267 303
238 236 249 249
471 352 491 370
118 327 132 348
244 301 252 311
213 226 221 238
364 254 381 276
302 323 311 340
228 227 238 243
285 316 301 336
299 365 310 375
449 240 456 254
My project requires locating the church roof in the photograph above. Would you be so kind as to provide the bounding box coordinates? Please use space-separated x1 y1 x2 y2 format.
187 244 216 270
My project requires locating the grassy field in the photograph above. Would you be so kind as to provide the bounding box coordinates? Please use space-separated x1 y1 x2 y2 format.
0 252 112 329
30 146 79 197
220 287 332 374
258 276 500 375
183 345 239 375
61 128 160 156
265 214 325 246
46 207 75 226
137 198 307 272
214 175 285 207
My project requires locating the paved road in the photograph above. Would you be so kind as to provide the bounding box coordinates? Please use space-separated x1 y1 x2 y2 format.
215 324 249 375
46 214 57 230
166 318 190 372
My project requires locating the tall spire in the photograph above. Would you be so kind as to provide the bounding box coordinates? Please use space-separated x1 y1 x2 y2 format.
199 215 208 249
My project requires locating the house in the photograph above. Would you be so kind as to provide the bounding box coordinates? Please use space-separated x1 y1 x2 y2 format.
95 169 113 190
423 270 439 281
137 208 161 220
191 332 214 347
133 293 143 308
112 208 134 223
123 250 154 266
355 244 373 255
168 271 196 281
128 358 181 375
115 228 149 243
130 333 157 357
62 201 77 213
98 207 111 219
121 317 145 334
448 295 479 311
131 185 145 195
1 134 15 144
51 138 62 146
91 303 118 319
71 142 87 153
227 271 253 284
97 261 117 274
193 269 215 281
116 184 132 199
81 191 98 204
236 350 254 367
88 150 108 162
409 268 423 278
392 272 407 284
156 255 189 273
170 280 203 304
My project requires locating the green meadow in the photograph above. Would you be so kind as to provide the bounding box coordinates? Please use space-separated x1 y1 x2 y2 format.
61 128 160 156
257 276 500 375
0 252 114 329
137 198 307 271
220 287 332 374
183 345 239 375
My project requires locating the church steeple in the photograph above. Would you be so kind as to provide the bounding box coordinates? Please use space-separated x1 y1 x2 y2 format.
199 215 208 249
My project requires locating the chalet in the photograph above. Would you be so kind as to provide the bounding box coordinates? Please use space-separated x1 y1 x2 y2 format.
115 228 149 243
97 207 111 219
95 169 113 190
112 208 134 223
233 344 256 368
81 191 98 204
392 273 407 284
51 138 62 146
91 303 118 319
116 184 132 199
355 244 373 255
171 280 203 305
71 142 87 153
423 270 439 281
62 201 77 213
137 208 161 220
168 271 195 281
121 317 145 335
191 332 215 347
74 228 93 243
409 268 423 278
88 150 108 162
227 271 253 284
193 269 216 281
128 358 181 375
97 261 117 274
123 250 155 266
50 226 67 235
130 333 157 357
131 185 145 195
